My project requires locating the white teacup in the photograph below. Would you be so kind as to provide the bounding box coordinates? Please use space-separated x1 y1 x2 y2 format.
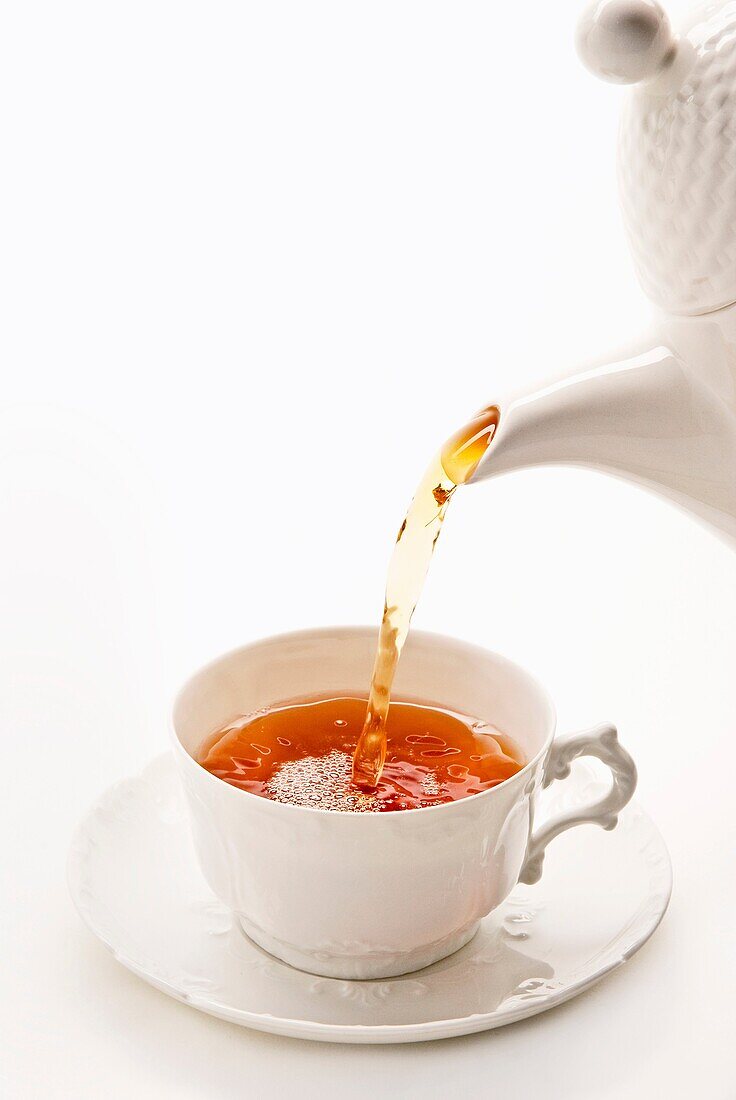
171 627 637 980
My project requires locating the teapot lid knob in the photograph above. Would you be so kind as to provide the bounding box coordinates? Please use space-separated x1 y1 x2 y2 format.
575 0 675 84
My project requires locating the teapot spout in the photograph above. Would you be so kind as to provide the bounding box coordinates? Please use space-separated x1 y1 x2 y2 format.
469 341 736 545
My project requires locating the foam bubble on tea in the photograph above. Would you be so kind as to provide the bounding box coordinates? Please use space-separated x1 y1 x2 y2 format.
351 405 501 789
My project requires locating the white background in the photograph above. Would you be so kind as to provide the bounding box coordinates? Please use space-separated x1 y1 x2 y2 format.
1 0 735 1096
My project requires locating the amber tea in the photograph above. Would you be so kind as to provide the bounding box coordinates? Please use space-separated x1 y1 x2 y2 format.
198 402 504 811
199 694 524 812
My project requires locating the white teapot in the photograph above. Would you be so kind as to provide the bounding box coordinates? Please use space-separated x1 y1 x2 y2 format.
469 0 736 546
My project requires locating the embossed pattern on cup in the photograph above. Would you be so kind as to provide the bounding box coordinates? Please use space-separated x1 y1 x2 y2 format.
171 628 636 980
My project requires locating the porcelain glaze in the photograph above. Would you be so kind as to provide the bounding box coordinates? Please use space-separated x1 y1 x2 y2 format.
472 317 736 544
67 753 671 1043
471 1 736 548
618 1 736 315
576 0 675 86
170 628 636 980
577 0 736 313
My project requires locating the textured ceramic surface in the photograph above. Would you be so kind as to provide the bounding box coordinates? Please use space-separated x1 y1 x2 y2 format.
578 0 736 315
67 753 671 1044
170 629 636 979
468 2 736 546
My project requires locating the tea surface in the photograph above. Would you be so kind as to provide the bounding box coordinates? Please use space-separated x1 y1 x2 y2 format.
199 695 524 812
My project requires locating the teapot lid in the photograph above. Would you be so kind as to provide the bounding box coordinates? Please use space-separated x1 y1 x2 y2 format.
577 0 736 316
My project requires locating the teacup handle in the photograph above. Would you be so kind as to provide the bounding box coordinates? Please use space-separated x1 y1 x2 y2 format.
519 723 637 886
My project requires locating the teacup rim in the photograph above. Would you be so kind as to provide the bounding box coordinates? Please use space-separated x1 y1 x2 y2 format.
170 625 557 819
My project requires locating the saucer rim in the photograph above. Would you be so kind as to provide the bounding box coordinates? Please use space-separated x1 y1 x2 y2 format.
68 753 673 1045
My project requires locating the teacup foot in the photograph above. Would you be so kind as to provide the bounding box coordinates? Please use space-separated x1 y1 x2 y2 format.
237 917 481 980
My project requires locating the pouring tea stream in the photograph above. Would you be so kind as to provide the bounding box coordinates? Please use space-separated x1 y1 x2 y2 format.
354 0 736 787
468 0 736 547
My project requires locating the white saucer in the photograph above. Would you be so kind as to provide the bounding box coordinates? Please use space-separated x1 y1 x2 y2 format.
68 754 672 1044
